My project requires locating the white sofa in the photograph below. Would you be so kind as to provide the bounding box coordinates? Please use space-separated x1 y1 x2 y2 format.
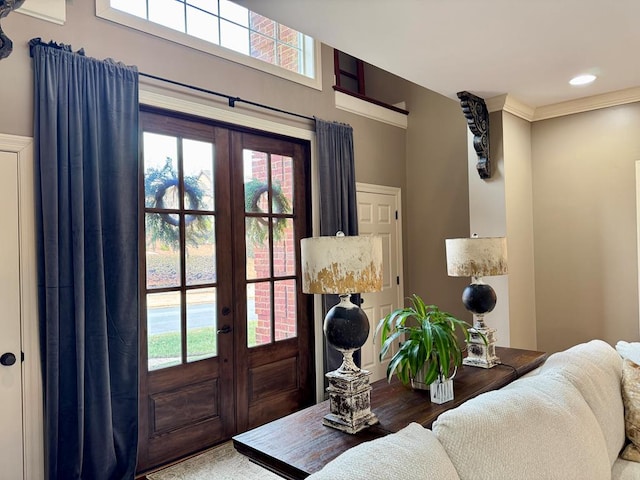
307 340 640 480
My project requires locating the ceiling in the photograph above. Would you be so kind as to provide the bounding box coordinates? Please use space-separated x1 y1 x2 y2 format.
235 0 640 111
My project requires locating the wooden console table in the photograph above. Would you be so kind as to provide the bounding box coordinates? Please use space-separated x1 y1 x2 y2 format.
233 346 546 479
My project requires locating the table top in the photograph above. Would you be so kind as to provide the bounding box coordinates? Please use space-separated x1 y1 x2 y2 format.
233 346 547 480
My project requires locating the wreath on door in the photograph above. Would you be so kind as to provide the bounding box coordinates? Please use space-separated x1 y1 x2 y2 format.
145 160 290 250
144 158 210 251
244 178 291 247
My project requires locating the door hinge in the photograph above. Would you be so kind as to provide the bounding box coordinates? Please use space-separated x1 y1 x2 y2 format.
21 351 24 362
396 276 400 285
395 210 398 220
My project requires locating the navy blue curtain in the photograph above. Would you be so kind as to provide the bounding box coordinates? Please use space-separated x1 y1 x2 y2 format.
31 39 139 480
314 118 360 377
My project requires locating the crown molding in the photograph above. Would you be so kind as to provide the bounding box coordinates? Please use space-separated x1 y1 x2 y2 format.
487 87 640 123
486 94 535 122
533 87 640 121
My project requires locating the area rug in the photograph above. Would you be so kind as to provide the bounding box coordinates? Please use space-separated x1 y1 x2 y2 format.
147 441 281 480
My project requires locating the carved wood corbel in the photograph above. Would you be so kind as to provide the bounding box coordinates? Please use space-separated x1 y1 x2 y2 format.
457 91 491 179
0 0 25 60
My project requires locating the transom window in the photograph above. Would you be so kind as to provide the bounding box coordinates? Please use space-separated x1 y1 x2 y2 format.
97 0 319 88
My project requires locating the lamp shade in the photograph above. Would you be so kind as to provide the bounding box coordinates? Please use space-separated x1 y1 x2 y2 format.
301 235 383 294
445 237 507 277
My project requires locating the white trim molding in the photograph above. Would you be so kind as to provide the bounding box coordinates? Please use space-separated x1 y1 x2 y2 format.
16 0 65 24
533 86 640 121
488 87 640 123
335 90 408 129
0 134 43 480
140 87 314 141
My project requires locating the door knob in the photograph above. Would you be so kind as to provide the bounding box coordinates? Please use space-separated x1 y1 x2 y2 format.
0 352 16 366
217 325 232 334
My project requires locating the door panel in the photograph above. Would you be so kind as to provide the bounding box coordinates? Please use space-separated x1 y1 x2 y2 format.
138 112 235 471
358 188 403 382
0 151 24 479
232 132 313 432
137 111 313 473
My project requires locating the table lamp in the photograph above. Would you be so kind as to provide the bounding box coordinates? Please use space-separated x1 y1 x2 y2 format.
301 232 382 433
445 235 507 368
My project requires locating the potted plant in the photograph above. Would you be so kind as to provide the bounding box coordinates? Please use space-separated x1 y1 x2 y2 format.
376 294 477 397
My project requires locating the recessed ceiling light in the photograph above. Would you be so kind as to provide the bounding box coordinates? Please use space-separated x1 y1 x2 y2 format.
569 74 597 86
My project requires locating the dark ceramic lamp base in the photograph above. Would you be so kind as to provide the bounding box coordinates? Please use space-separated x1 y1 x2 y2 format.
323 295 379 433
461 282 500 368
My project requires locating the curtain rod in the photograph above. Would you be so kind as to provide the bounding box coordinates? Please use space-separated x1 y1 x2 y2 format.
140 72 315 122
28 39 315 123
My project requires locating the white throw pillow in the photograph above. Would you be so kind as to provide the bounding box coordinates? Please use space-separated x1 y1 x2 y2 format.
432 374 610 480
306 422 460 480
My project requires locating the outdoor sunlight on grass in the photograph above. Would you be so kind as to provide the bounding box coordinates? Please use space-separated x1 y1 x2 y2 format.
148 321 259 367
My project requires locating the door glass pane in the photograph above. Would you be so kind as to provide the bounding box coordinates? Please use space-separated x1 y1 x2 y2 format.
274 279 296 341
183 139 215 211
186 215 216 286
244 149 269 211
248 282 271 347
147 291 182 371
246 217 271 280
187 288 217 362
271 154 293 214
144 132 178 209
273 218 294 277
146 213 181 289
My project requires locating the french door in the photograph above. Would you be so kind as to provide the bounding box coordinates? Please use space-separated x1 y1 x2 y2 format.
137 108 314 472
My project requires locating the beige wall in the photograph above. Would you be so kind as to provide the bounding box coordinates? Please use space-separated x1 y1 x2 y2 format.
503 112 537 349
532 103 640 352
404 84 470 319
0 3 471 348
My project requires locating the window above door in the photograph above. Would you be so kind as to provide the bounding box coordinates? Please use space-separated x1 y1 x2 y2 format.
96 0 321 89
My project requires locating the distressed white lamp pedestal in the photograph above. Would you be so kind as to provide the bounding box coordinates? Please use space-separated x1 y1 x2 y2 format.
445 235 508 369
301 233 383 434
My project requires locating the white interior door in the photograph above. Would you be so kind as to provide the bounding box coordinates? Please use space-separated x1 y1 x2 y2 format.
357 184 403 383
0 150 24 479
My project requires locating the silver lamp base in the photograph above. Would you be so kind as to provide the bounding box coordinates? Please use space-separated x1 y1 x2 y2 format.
463 316 500 369
323 354 379 434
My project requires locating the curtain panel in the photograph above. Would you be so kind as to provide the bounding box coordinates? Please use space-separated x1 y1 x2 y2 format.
314 118 360 374
31 39 139 480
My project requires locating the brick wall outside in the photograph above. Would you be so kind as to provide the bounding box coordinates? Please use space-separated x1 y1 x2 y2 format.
249 13 300 73
250 153 296 345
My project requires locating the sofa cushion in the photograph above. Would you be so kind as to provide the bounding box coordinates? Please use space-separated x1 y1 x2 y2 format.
539 339 625 466
306 422 460 480
432 374 610 480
